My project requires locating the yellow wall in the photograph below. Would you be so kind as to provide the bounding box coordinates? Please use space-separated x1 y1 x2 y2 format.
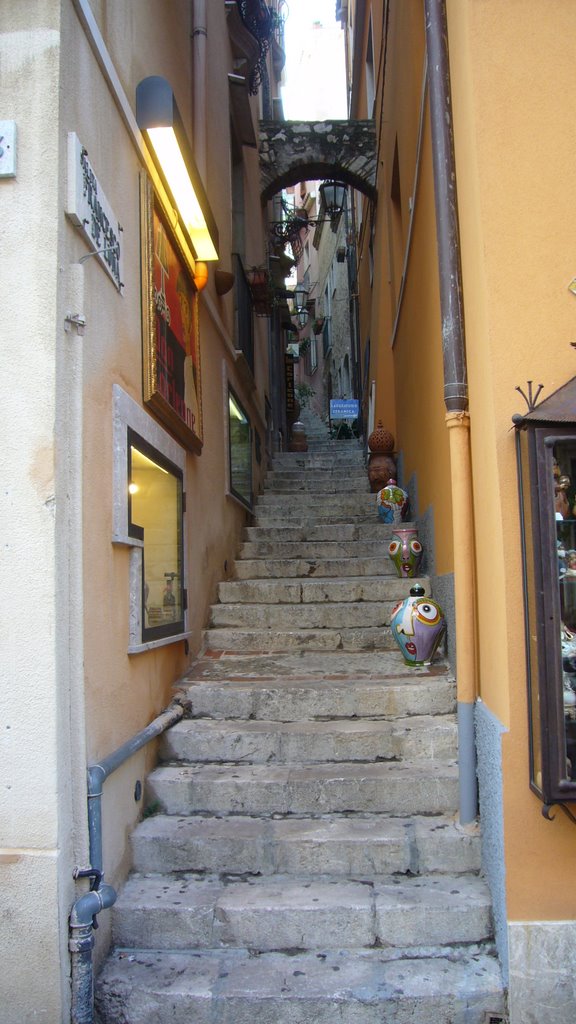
447 0 576 918
359 0 454 571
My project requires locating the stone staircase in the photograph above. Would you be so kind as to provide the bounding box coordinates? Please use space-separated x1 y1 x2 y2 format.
95 420 505 1023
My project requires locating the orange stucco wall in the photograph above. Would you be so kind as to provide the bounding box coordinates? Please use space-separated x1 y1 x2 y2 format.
447 0 576 918
356 0 454 572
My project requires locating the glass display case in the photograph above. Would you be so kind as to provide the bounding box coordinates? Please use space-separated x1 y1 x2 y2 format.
514 377 576 814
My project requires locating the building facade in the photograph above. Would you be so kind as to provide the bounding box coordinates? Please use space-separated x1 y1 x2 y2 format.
0 1 287 1020
343 0 576 1018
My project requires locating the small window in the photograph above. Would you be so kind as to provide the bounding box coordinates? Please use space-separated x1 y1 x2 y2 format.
128 430 184 643
228 387 252 510
113 385 188 653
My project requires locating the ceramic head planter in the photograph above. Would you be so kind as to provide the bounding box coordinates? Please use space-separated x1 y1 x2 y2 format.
388 528 423 578
377 479 408 524
390 584 446 666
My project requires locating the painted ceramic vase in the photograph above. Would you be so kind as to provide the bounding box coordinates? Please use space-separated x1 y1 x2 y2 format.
390 584 446 666
376 479 408 524
388 528 423 578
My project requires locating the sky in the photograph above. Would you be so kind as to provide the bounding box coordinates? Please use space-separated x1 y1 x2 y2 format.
280 0 347 120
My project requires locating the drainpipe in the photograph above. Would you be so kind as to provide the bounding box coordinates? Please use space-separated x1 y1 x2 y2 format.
69 700 185 1023
424 0 478 824
192 0 207 180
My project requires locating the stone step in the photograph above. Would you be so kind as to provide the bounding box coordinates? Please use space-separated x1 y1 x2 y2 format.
202 625 401 652
241 524 393 540
183 659 455 720
208 599 403 629
112 872 492 952
257 491 375 509
266 467 368 483
145 760 459 817
265 476 369 493
273 446 362 460
239 539 393 560
233 556 396 579
130 812 481 877
243 522 397 542
95 946 505 1024
250 518 386 532
217 576 427 605
161 715 458 764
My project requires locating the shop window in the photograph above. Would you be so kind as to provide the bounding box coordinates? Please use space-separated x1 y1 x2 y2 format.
228 386 252 510
128 431 184 643
113 385 188 653
514 377 576 816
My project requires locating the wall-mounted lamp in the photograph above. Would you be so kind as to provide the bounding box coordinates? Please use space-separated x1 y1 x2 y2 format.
294 307 309 329
292 284 309 309
136 76 219 262
318 180 347 219
193 261 209 292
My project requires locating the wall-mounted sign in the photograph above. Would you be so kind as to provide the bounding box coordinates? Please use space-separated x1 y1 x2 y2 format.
330 398 359 419
66 132 124 291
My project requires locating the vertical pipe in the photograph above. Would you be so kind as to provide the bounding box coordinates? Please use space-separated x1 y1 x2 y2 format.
424 0 467 413
192 0 207 180
425 0 478 822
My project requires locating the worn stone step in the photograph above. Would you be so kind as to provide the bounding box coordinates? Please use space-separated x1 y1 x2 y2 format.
183 660 455 720
145 760 459 817
131 812 481 877
161 715 458 765
112 872 492 952
266 467 368 482
272 450 363 465
202 625 402 652
252 513 381 529
243 522 401 542
95 946 504 1024
258 491 376 509
239 539 393 560
216 576 428 605
233 556 396 579
209 600 403 630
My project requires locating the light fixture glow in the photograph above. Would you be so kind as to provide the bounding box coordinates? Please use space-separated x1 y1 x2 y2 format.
136 76 219 262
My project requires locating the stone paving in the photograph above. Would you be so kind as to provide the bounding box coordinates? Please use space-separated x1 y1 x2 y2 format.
95 412 506 1023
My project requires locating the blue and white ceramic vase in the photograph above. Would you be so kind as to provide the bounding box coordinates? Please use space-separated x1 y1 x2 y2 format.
376 479 408 524
388 527 423 578
390 584 446 666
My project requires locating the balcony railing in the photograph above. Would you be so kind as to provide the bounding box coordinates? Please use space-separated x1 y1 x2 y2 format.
236 1 285 94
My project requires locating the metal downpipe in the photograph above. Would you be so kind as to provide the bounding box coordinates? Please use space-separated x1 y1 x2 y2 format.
69 701 185 1022
424 0 478 823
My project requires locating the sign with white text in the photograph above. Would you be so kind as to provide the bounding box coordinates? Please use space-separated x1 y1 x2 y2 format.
330 398 359 420
66 133 123 291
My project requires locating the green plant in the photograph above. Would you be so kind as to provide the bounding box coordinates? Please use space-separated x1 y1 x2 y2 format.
295 382 315 408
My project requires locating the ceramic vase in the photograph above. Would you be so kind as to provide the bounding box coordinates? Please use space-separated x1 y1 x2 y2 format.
390 584 446 666
388 528 423 578
377 479 408 524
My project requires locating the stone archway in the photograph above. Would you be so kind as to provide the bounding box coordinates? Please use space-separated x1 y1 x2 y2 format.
259 120 377 202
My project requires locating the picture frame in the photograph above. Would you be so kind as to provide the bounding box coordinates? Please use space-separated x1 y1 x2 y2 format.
140 173 203 453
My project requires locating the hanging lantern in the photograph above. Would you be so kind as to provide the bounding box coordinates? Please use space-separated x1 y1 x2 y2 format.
293 283 309 309
294 307 309 329
319 180 347 218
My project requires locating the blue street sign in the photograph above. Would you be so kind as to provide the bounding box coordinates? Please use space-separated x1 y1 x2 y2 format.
330 399 359 419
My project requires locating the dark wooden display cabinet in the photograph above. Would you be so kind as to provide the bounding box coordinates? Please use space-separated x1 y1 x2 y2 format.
514 376 576 818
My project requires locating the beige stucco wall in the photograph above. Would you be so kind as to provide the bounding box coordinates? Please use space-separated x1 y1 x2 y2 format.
0 4 77 1021
447 0 576 922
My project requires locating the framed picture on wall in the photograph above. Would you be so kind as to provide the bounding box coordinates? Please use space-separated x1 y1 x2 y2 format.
140 173 203 453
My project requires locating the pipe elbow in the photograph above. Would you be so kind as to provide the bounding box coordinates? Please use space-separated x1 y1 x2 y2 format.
70 884 117 928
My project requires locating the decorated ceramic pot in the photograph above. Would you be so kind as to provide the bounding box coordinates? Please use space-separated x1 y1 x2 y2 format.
377 479 408 524
390 584 446 666
388 528 423 578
